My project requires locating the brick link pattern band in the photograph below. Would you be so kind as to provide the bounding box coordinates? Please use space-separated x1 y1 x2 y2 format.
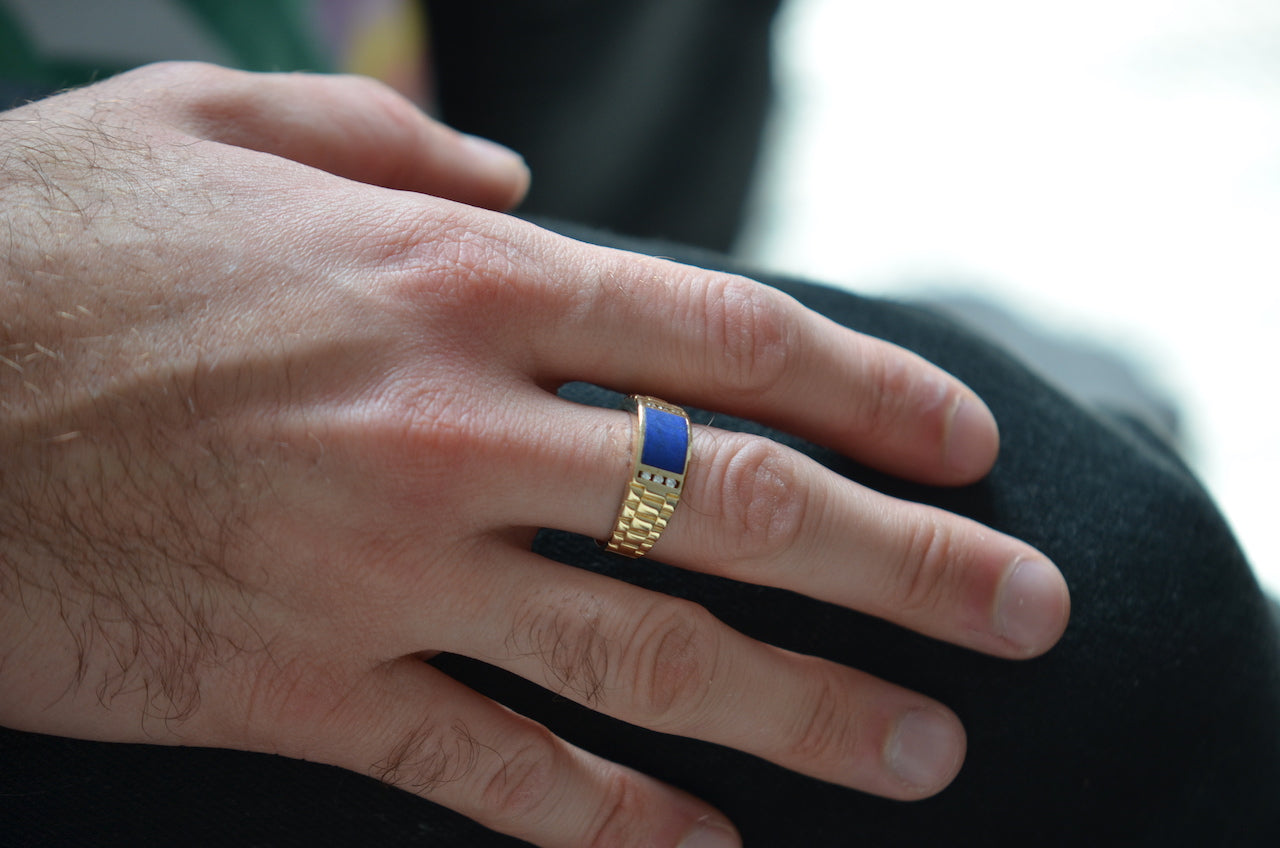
604 396 691 558
605 480 681 557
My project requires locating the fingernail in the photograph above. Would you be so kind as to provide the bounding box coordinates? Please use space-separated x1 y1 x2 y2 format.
996 557 1069 653
462 132 526 169
460 133 530 206
678 819 741 848
943 394 1000 478
886 708 964 791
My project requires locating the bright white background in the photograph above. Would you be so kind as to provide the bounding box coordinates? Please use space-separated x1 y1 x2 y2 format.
741 0 1280 596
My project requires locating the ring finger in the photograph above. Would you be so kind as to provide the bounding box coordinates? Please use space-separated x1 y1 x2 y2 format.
480 392 1069 660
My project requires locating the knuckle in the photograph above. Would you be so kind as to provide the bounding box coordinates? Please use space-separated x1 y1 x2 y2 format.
347 378 497 518
893 516 962 617
586 772 651 848
152 63 261 124
364 216 565 356
785 669 859 765
701 276 795 396
478 730 561 823
623 599 719 728
711 436 809 561
331 71 403 105
124 60 226 89
371 213 523 308
239 655 333 741
856 344 917 442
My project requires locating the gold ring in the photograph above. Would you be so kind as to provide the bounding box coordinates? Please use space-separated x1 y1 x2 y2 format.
603 395 691 558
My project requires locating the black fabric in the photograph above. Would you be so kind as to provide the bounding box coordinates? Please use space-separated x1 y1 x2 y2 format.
3 230 1278 846
423 0 784 253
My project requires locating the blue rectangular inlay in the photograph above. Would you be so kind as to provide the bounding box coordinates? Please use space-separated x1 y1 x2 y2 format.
640 407 688 474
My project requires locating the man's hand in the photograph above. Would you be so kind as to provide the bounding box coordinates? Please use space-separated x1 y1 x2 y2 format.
0 63 1068 848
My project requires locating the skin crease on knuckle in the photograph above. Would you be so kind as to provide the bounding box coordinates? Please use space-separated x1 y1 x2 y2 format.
475 731 563 827
582 771 661 848
353 203 600 386
887 514 964 622
694 433 810 572
783 666 859 769
855 343 922 446
151 63 279 138
620 599 720 731
503 589 719 731
697 274 796 401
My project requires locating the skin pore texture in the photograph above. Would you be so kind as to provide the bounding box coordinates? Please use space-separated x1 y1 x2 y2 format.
0 63 1068 848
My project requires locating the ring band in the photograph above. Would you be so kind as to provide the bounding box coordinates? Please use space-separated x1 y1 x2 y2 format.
604 395 691 558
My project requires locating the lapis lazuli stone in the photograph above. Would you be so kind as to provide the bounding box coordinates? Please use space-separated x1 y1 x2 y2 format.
640 407 688 474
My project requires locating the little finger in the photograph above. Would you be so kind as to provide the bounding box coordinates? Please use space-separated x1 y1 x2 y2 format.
435 551 967 801
275 657 741 848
